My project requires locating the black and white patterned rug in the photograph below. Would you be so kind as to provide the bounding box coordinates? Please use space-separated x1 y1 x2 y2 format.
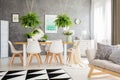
0 68 72 80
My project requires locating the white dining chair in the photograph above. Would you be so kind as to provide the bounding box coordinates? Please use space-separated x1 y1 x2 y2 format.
8 41 23 66
49 40 63 64
27 39 42 66
45 44 58 63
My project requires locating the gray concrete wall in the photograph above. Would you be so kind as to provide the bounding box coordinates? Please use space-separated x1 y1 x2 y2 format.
0 0 2 20
0 0 91 54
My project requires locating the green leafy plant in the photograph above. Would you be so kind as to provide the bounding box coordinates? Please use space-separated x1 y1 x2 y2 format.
38 34 48 42
42 34 48 40
24 32 34 38
33 29 39 34
24 29 40 38
54 14 73 28
20 12 41 28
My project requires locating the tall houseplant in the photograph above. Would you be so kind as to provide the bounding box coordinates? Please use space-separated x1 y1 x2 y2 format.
54 14 72 29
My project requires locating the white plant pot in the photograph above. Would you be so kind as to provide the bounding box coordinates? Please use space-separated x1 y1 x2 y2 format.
27 38 33 42
63 27 69 31
66 36 72 42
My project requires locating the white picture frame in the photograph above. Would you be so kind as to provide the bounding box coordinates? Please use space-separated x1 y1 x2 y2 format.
12 13 19 22
45 15 57 33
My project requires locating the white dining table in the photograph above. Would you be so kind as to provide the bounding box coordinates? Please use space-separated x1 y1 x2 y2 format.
14 41 73 66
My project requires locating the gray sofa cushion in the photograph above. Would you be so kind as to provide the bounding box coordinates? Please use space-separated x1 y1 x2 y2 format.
91 60 120 73
109 49 120 65
95 43 113 60
91 59 107 68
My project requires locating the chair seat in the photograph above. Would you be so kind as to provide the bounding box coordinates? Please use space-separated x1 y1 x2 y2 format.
12 50 22 54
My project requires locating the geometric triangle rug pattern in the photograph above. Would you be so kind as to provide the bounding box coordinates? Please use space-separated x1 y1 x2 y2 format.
0 68 72 80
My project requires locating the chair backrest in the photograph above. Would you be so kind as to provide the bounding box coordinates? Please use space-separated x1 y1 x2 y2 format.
73 40 81 56
73 40 80 48
27 39 41 54
45 40 52 52
8 41 17 53
45 44 51 52
50 40 63 53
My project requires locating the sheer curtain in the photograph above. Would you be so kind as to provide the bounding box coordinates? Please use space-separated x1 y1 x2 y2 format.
91 0 112 44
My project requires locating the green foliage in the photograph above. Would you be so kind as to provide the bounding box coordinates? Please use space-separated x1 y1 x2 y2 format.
33 29 39 34
55 14 72 28
38 34 48 42
42 34 48 40
24 32 34 38
20 12 41 28
24 29 39 38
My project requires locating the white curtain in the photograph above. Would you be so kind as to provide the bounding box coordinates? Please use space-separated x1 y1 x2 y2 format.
91 0 112 44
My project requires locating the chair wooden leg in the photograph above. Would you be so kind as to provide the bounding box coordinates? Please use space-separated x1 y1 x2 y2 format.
38 54 42 64
55 55 59 63
36 54 41 65
67 52 71 62
27 53 33 64
67 55 69 62
29 55 33 64
70 52 74 64
45 52 50 63
58 54 63 64
27 53 30 57
88 65 94 78
9 54 15 66
49 53 55 64
27 54 33 66
19 53 23 65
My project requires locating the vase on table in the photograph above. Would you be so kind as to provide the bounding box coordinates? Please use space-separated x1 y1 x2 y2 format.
66 35 72 42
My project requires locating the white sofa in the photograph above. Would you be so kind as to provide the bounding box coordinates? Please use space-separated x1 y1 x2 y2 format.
86 49 120 78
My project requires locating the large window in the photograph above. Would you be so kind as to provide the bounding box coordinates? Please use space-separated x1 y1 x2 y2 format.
91 0 112 44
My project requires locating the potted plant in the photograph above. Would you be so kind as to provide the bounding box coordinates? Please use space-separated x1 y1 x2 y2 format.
24 29 40 38
63 30 73 42
25 28 44 40
20 12 41 28
24 32 34 38
20 12 44 40
54 14 73 30
39 34 49 42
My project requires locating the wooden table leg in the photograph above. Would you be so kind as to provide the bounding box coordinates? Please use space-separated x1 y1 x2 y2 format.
64 44 67 64
23 44 27 66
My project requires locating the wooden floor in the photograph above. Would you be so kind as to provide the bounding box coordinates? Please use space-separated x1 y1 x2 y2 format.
0 55 120 80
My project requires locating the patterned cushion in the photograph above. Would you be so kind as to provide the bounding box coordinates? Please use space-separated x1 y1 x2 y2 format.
95 43 113 60
109 49 120 65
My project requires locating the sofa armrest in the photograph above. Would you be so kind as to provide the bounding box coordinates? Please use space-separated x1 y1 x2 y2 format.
86 49 97 63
